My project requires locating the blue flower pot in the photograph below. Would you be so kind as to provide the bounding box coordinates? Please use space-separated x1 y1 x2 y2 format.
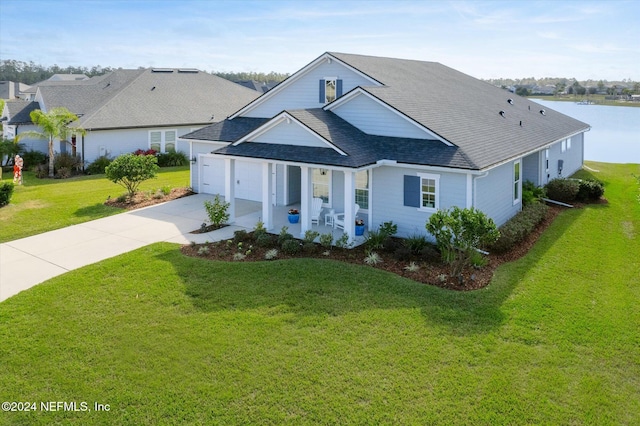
288 214 300 224
355 225 365 236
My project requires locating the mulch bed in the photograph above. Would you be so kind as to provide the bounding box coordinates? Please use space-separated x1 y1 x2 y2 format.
104 187 194 210
181 205 565 291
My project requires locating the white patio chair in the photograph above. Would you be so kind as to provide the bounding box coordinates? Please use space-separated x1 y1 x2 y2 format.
311 197 324 225
334 204 360 230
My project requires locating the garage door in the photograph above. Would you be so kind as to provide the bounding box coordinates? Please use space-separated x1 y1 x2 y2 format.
200 156 263 202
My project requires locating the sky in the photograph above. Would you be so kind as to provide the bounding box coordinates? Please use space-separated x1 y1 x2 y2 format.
1 0 638 81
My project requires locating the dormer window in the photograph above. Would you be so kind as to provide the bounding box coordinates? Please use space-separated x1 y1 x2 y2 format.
319 78 343 104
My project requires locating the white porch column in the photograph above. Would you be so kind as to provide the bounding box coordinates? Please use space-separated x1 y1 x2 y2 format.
224 158 236 223
300 166 312 236
262 162 274 230
343 169 356 241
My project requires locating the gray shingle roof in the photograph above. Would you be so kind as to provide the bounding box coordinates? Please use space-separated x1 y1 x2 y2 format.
181 117 269 142
3 100 39 124
37 69 261 130
216 109 476 169
328 52 590 169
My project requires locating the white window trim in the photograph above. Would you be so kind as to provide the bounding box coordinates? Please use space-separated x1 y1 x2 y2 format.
324 76 337 103
148 129 177 153
418 172 440 212
513 159 522 205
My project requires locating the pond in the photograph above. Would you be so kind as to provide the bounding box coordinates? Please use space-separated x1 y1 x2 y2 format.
533 99 640 164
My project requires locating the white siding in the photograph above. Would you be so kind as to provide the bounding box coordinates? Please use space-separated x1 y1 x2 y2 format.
82 126 194 163
475 161 522 227
14 124 48 154
332 93 431 139
522 152 540 186
243 61 376 118
371 166 468 237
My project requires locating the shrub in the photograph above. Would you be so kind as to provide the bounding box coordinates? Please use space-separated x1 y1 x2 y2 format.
203 195 230 228
86 155 112 175
54 152 82 176
576 178 604 202
19 149 47 169
233 229 248 243
364 252 382 265
522 180 546 206
404 262 420 272
319 232 333 248
335 233 353 249
160 185 172 196
0 182 15 206
0 139 24 167
264 249 278 260
303 230 320 243
404 233 430 255
256 233 273 248
379 221 398 237
105 153 159 197
278 226 294 246
364 230 387 251
545 178 579 203
425 206 499 276
281 239 301 255
55 167 72 179
156 151 188 167
490 202 549 253
34 164 48 178
197 246 210 256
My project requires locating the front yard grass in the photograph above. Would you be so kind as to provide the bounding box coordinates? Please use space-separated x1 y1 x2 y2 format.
0 165 189 243
0 162 638 424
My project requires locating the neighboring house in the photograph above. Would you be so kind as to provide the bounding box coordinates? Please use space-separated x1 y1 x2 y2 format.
1 100 42 148
0 81 32 100
3 68 260 165
181 52 590 241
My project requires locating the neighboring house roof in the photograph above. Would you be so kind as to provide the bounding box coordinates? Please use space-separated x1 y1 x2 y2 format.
182 117 270 142
216 109 476 169
206 52 590 171
0 81 32 100
233 80 278 93
47 74 89 81
35 68 261 130
3 100 39 124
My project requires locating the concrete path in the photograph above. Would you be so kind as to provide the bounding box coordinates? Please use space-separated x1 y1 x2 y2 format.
0 195 261 302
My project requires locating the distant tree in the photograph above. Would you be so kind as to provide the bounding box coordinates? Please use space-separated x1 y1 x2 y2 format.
515 87 530 96
634 82 640 94
554 82 566 96
597 80 606 92
18 107 84 177
588 87 597 95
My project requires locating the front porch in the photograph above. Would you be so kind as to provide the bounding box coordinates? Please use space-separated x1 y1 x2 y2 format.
232 200 367 247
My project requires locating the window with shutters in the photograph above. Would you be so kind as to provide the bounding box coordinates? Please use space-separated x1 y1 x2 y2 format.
419 173 439 210
319 78 342 104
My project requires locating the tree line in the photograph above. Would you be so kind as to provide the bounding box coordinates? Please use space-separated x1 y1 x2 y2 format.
0 59 290 85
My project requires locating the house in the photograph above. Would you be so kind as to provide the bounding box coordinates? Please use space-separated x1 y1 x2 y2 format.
233 80 279 93
0 81 32 100
3 68 260 165
1 100 41 147
181 52 590 241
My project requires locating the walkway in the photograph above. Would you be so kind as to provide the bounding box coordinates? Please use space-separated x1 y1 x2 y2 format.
0 195 261 302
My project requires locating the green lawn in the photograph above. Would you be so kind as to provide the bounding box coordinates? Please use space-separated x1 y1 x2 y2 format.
0 165 190 243
0 162 638 424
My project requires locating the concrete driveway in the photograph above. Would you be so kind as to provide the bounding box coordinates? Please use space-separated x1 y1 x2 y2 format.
0 195 260 302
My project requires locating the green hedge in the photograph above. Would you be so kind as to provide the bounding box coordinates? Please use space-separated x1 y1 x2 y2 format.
0 181 15 207
490 202 549 253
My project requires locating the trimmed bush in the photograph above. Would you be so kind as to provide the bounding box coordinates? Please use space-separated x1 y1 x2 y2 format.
545 178 579 203
576 178 604 202
281 239 301 255
157 151 188 167
0 182 15 207
19 149 47 169
256 233 273 248
105 153 159 197
86 155 113 175
403 233 430 255
522 180 546 206
490 202 549 253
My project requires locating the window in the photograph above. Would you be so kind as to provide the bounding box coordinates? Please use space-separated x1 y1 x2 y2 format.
418 173 440 211
567 137 572 150
312 168 331 206
318 78 342 103
561 139 566 153
355 170 369 210
149 129 177 153
513 160 521 204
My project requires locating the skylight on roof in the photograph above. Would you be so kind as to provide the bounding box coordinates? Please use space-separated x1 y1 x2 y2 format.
151 68 174 73
178 69 199 73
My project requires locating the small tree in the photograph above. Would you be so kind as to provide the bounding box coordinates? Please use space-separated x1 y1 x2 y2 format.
203 195 230 228
105 153 159 198
426 207 499 277
18 107 85 178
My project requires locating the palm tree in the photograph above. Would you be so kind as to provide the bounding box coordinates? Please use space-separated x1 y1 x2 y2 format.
18 107 85 177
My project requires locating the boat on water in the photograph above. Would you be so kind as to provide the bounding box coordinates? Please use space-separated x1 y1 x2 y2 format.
576 100 594 105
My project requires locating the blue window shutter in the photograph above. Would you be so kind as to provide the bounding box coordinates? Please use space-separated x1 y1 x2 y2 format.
404 175 420 207
336 79 343 97
319 79 325 103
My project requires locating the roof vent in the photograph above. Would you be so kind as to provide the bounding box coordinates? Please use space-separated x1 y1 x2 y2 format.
508 98 514 105
178 69 199 73
499 110 506 117
151 68 174 73
519 120 522 127
540 109 546 116
151 86 156 91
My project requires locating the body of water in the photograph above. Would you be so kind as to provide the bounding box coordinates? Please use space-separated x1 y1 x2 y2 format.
533 99 640 164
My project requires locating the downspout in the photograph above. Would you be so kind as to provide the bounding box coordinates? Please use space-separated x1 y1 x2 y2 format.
472 171 490 208
81 134 85 172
